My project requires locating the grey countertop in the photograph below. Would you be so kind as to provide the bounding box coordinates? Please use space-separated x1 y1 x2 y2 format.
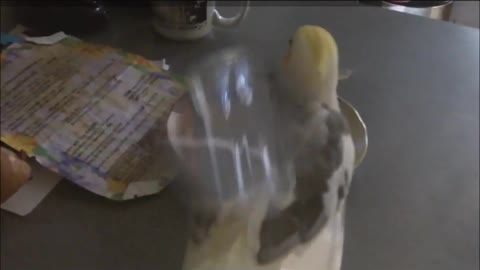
1 5 479 270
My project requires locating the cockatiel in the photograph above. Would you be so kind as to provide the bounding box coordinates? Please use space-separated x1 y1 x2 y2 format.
179 25 355 270
256 25 356 265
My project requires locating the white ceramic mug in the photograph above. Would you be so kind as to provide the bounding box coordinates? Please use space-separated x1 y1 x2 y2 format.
152 0 250 41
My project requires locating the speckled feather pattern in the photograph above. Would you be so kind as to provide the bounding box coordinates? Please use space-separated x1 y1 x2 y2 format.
257 97 353 264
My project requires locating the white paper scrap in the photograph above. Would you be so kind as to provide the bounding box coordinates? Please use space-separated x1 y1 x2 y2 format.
1 161 62 216
153 59 170 71
161 58 170 70
24 31 68 45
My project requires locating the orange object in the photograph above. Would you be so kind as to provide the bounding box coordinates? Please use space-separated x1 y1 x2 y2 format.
1 147 32 203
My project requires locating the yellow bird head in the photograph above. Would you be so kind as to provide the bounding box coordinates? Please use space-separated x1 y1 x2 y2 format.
281 25 340 110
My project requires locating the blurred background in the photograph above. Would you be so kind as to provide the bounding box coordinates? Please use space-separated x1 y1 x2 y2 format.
1 1 479 34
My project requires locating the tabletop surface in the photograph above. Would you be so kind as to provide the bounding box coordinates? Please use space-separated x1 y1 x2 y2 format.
1 4 479 270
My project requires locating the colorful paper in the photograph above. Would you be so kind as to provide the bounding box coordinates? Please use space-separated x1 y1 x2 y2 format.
1 37 186 200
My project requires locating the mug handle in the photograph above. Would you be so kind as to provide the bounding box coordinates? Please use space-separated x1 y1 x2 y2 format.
213 1 250 27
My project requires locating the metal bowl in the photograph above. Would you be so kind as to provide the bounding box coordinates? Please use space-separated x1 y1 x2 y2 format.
338 97 368 168
381 0 453 21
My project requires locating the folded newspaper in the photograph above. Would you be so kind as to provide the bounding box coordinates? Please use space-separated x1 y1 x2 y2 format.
0 34 186 200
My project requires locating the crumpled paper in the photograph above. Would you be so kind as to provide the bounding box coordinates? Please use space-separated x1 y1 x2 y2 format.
1 31 186 201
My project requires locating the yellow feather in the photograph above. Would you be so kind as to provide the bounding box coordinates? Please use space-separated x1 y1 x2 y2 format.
294 25 338 79
282 25 340 109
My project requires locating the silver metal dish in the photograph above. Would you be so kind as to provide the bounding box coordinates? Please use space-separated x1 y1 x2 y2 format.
338 97 368 168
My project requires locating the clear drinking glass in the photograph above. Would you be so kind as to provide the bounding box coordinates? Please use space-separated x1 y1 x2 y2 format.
169 47 295 213
167 47 347 270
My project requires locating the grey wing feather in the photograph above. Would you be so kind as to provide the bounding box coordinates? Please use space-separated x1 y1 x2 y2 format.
257 86 349 264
